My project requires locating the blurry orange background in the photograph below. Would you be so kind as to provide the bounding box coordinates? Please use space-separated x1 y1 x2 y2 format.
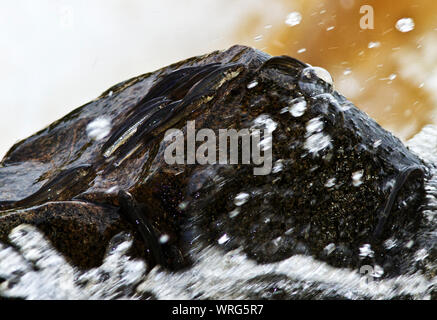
236 0 437 140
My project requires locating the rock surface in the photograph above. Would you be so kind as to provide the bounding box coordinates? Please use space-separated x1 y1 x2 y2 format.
0 45 429 275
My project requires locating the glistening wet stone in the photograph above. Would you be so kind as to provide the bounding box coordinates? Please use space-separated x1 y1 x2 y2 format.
0 45 429 276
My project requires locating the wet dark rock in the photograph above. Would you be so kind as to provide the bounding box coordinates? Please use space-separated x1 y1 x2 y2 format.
0 45 429 274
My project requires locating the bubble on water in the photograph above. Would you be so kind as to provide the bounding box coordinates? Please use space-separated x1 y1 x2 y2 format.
324 178 336 188
234 192 249 206
395 18 415 33
288 97 307 117
368 41 381 48
247 80 258 89
218 234 230 245
86 116 112 141
285 12 302 27
359 244 374 258
352 170 364 187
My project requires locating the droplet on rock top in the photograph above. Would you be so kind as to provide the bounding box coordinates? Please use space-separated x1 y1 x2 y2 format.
298 66 333 96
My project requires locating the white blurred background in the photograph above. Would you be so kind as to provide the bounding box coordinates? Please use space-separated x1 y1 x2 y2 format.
0 0 286 158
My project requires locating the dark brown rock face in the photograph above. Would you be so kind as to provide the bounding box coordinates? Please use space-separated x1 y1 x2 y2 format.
0 45 428 273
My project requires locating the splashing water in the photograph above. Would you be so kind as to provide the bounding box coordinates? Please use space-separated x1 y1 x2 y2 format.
0 125 436 300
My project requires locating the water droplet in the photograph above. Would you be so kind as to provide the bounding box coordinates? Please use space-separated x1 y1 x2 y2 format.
312 67 333 85
159 234 170 244
228 208 240 218
280 107 289 114
304 132 332 155
415 248 428 261
178 201 188 210
395 18 415 33
252 114 277 133
297 48 306 54
285 12 302 27
86 116 112 141
352 170 364 187
373 139 382 148
405 240 414 248
368 41 381 48
247 80 258 89
359 244 374 258
254 35 263 42
288 97 307 117
234 192 249 206
299 66 333 96
323 243 336 255
305 117 324 135
324 177 336 188
218 234 230 245
384 238 397 249
326 26 335 31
